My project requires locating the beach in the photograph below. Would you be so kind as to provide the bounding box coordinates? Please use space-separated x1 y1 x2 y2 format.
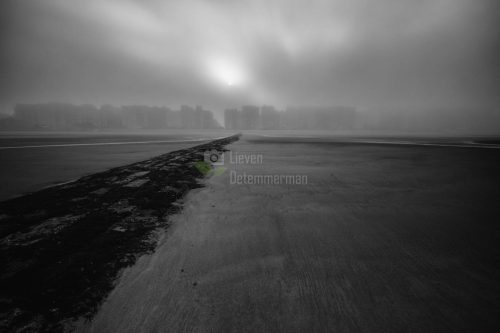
81 134 500 332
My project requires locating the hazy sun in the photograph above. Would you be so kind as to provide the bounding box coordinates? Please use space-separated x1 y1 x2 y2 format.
206 57 246 87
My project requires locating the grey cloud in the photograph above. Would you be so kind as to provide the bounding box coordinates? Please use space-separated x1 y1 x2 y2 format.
1 0 499 114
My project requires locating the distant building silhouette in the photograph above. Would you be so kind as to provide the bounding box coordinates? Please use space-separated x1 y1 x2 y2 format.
180 105 195 129
241 105 259 130
260 105 280 130
181 105 219 129
222 104 357 130
10 103 221 130
100 104 123 128
6 103 500 133
224 108 240 130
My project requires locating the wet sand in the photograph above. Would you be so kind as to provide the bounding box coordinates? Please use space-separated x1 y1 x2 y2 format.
83 134 500 332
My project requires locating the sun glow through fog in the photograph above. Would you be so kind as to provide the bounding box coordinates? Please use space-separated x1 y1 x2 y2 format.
206 57 247 87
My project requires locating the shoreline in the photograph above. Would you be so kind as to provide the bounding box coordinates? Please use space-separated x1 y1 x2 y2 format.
0 134 240 332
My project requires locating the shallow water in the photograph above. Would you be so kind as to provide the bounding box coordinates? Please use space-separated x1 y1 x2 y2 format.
0 131 228 200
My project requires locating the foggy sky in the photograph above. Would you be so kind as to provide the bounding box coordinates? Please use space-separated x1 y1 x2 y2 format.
1 0 499 114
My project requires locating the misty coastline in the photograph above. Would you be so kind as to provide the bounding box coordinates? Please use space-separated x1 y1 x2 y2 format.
2 0 500 331
1 103 500 135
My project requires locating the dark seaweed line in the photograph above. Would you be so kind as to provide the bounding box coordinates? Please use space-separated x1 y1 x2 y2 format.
0 134 240 332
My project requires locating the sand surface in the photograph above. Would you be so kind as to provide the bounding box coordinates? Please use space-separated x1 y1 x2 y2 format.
82 134 500 332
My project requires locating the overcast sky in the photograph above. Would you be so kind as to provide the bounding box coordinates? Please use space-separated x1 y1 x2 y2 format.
1 0 499 114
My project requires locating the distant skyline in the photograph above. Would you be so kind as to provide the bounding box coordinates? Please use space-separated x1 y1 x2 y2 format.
1 0 499 116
